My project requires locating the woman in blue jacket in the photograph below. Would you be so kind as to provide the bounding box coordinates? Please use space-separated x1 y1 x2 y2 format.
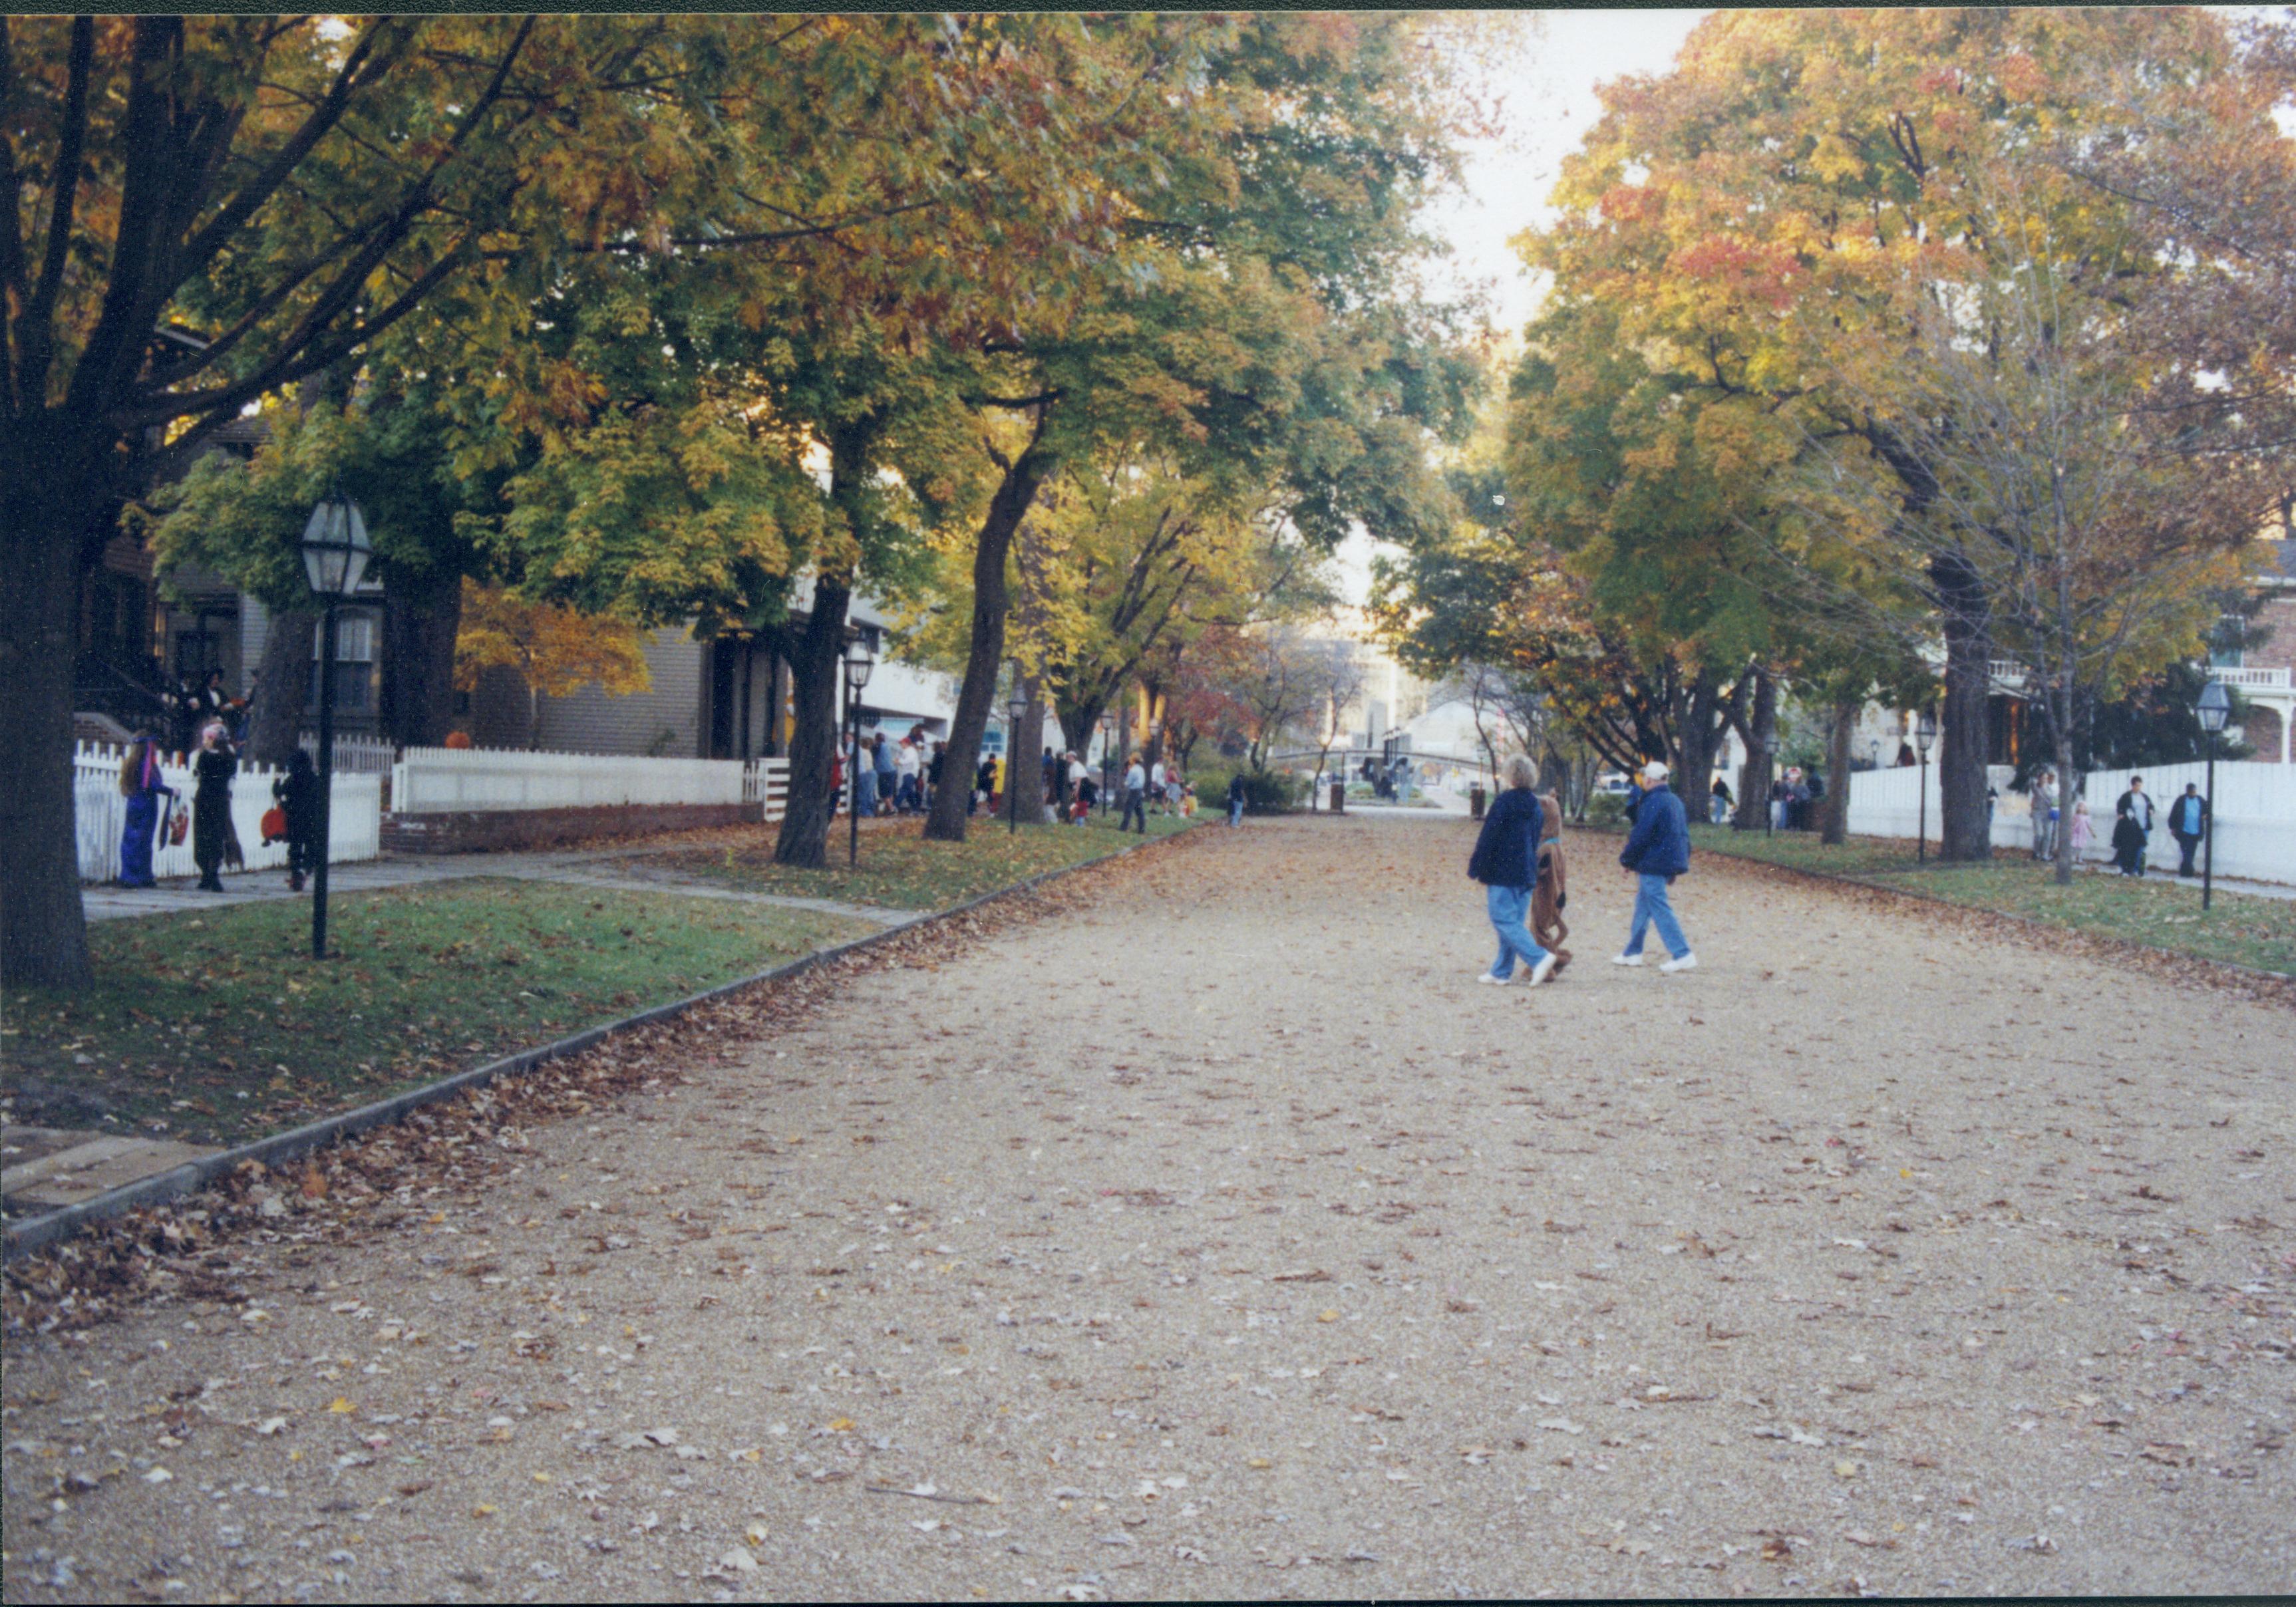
1613 760 1697 972
1468 755 1558 988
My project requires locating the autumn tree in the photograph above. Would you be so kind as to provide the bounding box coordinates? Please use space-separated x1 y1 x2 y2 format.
1528 7 2288 861
453 582 651 749
917 12 1487 843
1782 204 2267 881
4 15 927 984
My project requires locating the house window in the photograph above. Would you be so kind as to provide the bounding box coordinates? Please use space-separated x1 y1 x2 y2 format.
312 610 379 714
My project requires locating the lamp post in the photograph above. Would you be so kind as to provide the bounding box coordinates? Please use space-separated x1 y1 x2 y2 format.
1098 710 1115 816
1914 710 1937 865
299 489 371 960
1007 689 1029 834
2197 679 2229 910
1760 734 1779 838
843 635 874 868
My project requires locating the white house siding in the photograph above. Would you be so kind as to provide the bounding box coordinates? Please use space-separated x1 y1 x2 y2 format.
859 659 961 737
240 596 271 690
532 627 704 758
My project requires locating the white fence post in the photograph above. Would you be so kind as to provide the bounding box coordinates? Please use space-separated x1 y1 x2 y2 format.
744 757 791 823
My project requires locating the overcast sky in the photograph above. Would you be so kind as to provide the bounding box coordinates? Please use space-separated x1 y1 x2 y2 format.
1426 9 1711 336
1338 9 1711 610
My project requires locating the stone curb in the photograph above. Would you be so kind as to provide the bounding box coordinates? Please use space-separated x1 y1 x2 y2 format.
4 825 1196 1260
1702 845 2295 985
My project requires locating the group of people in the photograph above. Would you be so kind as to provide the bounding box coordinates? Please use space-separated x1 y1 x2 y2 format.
158 667 249 757
2028 770 2212 878
1471 756 1695 988
833 730 1219 830
1770 766 1824 830
114 722 323 893
836 726 942 819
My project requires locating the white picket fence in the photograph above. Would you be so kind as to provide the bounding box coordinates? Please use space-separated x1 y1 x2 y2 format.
390 745 787 822
1846 760 2295 884
75 741 381 884
299 731 397 775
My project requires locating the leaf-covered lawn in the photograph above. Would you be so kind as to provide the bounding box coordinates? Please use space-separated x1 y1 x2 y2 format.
631 811 1198 911
2 881 869 1149
1689 823 2296 974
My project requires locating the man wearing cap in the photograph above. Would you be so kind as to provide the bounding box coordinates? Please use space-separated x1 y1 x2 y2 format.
1613 760 1697 974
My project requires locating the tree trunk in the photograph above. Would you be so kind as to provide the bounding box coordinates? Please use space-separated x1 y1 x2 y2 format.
1820 696 1856 845
381 563 462 750
925 438 1055 843
2051 676 2080 887
1 424 101 988
771 579 851 868
1011 672 1051 825
1056 695 1108 772
1933 553 1993 861
1671 667 1726 821
1732 667 1777 830
246 606 314 770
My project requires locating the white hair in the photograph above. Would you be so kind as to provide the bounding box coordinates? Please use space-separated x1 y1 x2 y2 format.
1503 754 1538 790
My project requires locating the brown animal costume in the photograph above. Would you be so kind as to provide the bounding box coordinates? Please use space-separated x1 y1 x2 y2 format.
1532 790 1570 972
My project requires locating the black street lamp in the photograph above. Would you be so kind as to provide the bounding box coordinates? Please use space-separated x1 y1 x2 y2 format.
1914 710 1937 865
300 488 371 960
2197 678 2229 910
1760 733 1779 838
1098 710 1115 816
1007 688 1029 834
844 634 874 868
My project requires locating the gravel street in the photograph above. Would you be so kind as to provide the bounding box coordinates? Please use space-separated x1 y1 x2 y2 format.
4 815 2290 1601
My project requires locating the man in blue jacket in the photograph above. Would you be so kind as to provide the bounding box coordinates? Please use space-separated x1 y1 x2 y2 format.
1613 760 1697 974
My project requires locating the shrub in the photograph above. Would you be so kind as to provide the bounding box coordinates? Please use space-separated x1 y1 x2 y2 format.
1585 792 1627 829
1193 764 1305 815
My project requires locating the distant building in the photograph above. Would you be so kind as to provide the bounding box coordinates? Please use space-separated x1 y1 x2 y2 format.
2222 537 2293 763
461 587 959 759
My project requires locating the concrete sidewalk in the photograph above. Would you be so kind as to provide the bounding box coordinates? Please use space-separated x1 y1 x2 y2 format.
80 847 918 928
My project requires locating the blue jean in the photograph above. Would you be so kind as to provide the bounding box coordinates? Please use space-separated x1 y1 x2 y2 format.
1624 872 1690 960
1485 883 1550 979
1228 798 1244 827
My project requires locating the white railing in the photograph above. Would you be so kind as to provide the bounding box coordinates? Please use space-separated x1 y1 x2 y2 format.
75 741 381 885
743 757 790 822
389 744 770 817
1847 759 2295 885
299 732 398 774
2213 666 2293 691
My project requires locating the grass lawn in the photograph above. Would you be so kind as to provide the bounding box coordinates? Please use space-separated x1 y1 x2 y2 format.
632 810 1198 911
1688 823 2296 974
2 880 870 1149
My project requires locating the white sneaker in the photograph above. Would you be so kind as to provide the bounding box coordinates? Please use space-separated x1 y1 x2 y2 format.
1611 952 1644 967
1659 952 1698 974
1476 971 1510 986
1526 952 1558 988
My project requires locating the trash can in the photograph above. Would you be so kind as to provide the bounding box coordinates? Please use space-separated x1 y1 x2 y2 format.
1329 780 1346 814
1470 784 1486 820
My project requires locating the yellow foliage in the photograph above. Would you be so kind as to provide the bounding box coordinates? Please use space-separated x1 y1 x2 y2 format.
454 582 652 701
